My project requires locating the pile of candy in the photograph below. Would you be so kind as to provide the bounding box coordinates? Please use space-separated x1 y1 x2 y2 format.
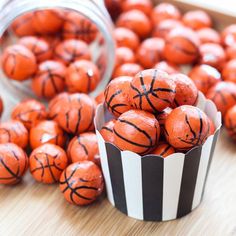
0 0 235 208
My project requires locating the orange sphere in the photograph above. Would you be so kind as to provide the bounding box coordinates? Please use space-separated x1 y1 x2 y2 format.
137 38 164 68
18 36 53 63
222 59 236 83
95 91 105 104
199 43 226 71
114 27 140 51
54 39 91 66
11 99 47 130
114 47 136 68
151 3 181 25
116 10 152 39
55 93 96 134
171 73 198 108
63 11 98 43
152 142 175 157
206 82 236 117
0 120 28 148
226 45 236 60
129 69 176 113
182 10 212 30
32 60 66 99
59 161 104 206
0 143 28 185
66 60 100 93
196 28 221 45
221 24 236 47
156 107 172 136
2 44 37 81
100 119 116 143
32 10 64 34
152 19 183 39
164 27 200 65
0 96 4 118
114 109 160 155
113 63 143 78
30 120 66 149
11 13 36 37
29 143 68 184
165 105 210 150
225 105 236 140
121 0 153 16
154 61 180 75
67 132 98 163
189 64 221 95
104 76 133 117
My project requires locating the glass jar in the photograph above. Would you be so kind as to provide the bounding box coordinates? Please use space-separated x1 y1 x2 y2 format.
0 0 115 104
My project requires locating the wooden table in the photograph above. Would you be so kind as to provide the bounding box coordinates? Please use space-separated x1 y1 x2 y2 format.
1 1 236 236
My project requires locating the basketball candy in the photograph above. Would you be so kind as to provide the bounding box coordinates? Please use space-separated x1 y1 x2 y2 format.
59 161 104 206
2 44 37 81
11 99 47 130
129 69 176 113
151 3 181 25
55 93 96 134
114 47 136 68
0 120 28 148
196 28 221 45
189 64 221 95
164 27 200 65
137 38 164 68
152 142 175 157
222 59 236 83
113 109 160 155
221 24 236 47
67 132 98 163
225 105 236 141
30 120 66 149
113 63 143 78
114 27 140 51
116 10 152 39
100 119 116 143
165 105 210 150
104 76 133 117
171 73 198 108
63 11 98 43
65 60 100 93
0 143 28 185
29 143 68 184
32 10 64 34
199 43 226 71
121 0 153 16
154 61 180 75
11 13 35 37
32 60 66 99
182 10 212 30
206 81 236 117
54 39 91 65
19 36 53 63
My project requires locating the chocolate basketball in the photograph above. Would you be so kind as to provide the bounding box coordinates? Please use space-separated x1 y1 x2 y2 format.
152 142 175 157
197 28 221 45
221 24 236 47
154 61 180 75
121 0 153 16
113 63 143 78
100 119 116 143
114 47 136 68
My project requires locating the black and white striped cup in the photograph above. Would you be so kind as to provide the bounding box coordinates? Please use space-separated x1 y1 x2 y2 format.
95 93 221 221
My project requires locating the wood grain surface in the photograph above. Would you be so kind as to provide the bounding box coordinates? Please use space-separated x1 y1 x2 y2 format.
1 1 236 236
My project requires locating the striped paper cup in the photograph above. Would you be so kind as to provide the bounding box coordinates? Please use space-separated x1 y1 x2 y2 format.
95 93 221 221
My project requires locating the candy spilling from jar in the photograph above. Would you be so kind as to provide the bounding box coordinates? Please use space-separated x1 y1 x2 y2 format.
0 0 235 208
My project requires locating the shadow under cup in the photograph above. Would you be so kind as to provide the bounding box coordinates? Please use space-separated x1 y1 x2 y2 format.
95 92 222 221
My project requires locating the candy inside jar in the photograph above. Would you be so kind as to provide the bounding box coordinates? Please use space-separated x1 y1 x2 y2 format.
0 0 115 104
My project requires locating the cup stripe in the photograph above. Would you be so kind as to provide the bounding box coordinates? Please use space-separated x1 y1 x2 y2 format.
142 156 164 221
106 143 127 214
162 154 185 221
121 151 143 220
201 129 220 201
192 135 214 210
177 147 202 218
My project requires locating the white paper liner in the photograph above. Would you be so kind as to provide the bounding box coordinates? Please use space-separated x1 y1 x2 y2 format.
95 92 222 221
